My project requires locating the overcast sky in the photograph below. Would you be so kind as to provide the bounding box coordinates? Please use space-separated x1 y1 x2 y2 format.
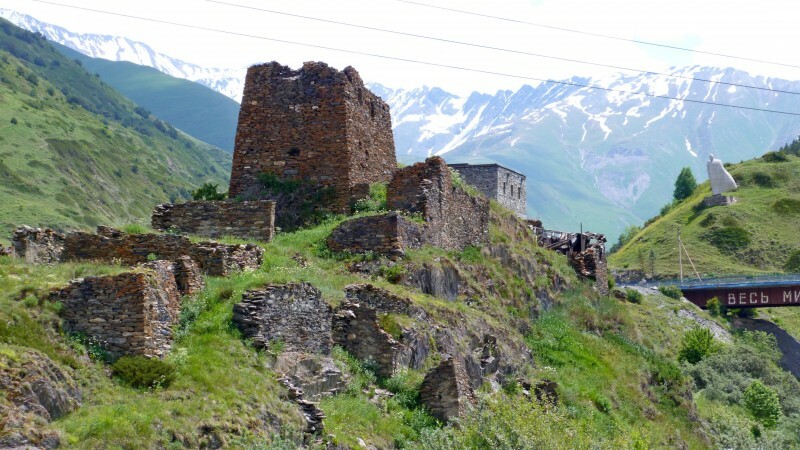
5 0 800 95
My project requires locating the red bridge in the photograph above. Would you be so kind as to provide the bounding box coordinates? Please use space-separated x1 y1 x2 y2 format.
668 275 800 309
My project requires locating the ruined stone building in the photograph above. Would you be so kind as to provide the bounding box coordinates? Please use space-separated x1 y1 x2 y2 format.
229 61 396 225
449 163 527 217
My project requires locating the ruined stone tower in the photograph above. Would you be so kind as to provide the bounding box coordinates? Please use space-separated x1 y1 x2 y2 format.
229 61 396 220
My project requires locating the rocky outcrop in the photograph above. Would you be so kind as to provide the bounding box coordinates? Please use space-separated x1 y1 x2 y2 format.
232 283 333 354
280 378 325 435
50 261 182 358
419 358 475 422
0 347 82 449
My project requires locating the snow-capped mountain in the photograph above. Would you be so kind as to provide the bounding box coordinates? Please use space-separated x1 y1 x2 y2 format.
373 68 800 237
0 8 245 100
5 8 799 241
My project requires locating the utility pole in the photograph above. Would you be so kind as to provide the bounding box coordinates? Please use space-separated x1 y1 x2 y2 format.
678 228 683 283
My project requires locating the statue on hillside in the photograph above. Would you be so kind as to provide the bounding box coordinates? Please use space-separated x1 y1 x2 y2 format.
707 154 737 195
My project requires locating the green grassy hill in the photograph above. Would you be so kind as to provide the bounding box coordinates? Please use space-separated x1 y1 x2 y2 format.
3 207 800 448
609 153 800 278
0 19 230 241
56 44 240 152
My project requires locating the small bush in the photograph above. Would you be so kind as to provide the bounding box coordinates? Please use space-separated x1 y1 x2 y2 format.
10 117 17 124
743 380 782 428
678 327 720 364
658 285 683 299
383 369 423 409
191 183 226 201
762 151 788 163
707 297 722 317
122 223 149 234
380 264 407 283
750 172 775 188
111 355 176 389
773 198 800 215
705 226 751 253
625 288 643 304
786 251 800 272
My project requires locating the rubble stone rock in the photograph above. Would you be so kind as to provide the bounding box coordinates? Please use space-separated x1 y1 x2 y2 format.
232 283 333 354
152 200 276 242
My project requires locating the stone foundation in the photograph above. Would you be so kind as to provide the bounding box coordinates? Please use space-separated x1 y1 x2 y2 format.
151 200 276 242
328 157 490 256
50 261 182 358
232 283 332 354
702 194 737 207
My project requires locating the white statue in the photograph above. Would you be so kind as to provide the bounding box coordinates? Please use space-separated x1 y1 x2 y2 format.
707 154 737 195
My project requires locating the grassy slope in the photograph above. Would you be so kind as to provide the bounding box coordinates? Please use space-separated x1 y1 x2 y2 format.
57 44 240 152
1 207 719 449
609 155 800 277
0 19 230 242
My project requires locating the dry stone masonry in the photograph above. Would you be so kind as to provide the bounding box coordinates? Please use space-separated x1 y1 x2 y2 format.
10 226 263 277
419 358 476 422
328 157 490 256
229 61 396 223
49 261 183 359
11 226 64 264
152 200 276 242
450 163 527 217
232 283 333 354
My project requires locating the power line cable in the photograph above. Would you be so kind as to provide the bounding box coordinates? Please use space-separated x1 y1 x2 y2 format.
26 0 800 117
396 0 800 71
200 0 800 96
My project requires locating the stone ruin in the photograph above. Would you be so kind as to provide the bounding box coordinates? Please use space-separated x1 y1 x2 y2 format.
49 259 203 358
536 228 608 294
11 225 263 277
229 61 396 228
232 283 333 354
327 156 490 257
419 358 476 422
152 200 276 242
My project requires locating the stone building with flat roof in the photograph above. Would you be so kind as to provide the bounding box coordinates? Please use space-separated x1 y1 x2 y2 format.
449 163 527 217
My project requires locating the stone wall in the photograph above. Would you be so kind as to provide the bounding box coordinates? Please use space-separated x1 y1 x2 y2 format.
232 283 332 354
450 163 527 217
329 157 489 256
172 256 205 296
50 261 182 358
229 61 396 216
11 226 65 264
419 358 475 422
62 227 263 277
152 200 275 242
326 212 422 258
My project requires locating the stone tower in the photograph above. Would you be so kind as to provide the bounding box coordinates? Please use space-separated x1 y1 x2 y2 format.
229 61 396 217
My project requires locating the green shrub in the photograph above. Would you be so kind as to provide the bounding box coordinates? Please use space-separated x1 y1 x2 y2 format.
750 171 775 188
678 327 720 364
383 369 423 409
743 380 782 428
786 251 800 272
658 285 683 299
673 167 697 201
353 182 387 213
607 277 615 291
705 226 751 253
762 151 788 163
191 183 226 201
379 264 407 283
706 297 722 317
111 355 176 389
121 223 149 234
625 288 643 304
10 117 18 124
773 198 800 215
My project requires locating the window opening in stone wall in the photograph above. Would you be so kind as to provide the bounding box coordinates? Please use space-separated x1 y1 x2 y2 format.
289 147 301 157
503 182 506 194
